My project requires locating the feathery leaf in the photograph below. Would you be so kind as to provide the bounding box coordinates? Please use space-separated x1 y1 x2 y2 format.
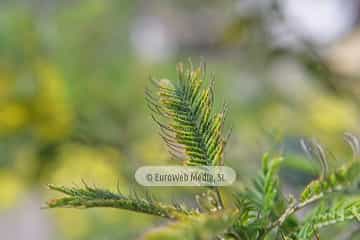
297 200 360 239
300 161 360 202
146 61 229 166
46 183 197 219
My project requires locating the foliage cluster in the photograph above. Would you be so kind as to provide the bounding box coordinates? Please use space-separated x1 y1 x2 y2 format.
47 63 360 240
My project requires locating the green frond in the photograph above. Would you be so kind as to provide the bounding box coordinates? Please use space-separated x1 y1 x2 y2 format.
46 183 197 219
237 153 284 217
300 161 360 202
300 133 360 202
297 199 360 239
262 153 283 215
231 154 295 239
231 196 261 240
146 61 229 166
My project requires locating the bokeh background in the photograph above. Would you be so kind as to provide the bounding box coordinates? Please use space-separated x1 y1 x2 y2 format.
0 0 360 239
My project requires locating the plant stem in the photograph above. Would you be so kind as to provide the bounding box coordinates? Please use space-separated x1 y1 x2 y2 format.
266 194 323 233
215 187 224 210
257 194 324 239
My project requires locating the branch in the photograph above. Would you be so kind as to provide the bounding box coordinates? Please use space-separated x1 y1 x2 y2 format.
297 200 360 239
267 194 323 231
45 184 198 220
266 160 360 235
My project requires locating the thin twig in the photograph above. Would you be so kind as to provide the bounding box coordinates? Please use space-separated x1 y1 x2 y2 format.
215 187 224 210
267 194 323 232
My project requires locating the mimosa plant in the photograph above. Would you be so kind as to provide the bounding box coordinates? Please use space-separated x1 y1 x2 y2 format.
46 62 360 240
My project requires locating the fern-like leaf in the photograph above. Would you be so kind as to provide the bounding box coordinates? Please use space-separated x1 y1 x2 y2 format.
232 154 295 239
301 134 360 202
146 61 229 166
300 161 360 202
297 200 360 239
237 154 284 218
46 183 197 219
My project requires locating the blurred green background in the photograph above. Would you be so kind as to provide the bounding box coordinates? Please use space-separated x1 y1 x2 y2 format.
0 0 360 239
